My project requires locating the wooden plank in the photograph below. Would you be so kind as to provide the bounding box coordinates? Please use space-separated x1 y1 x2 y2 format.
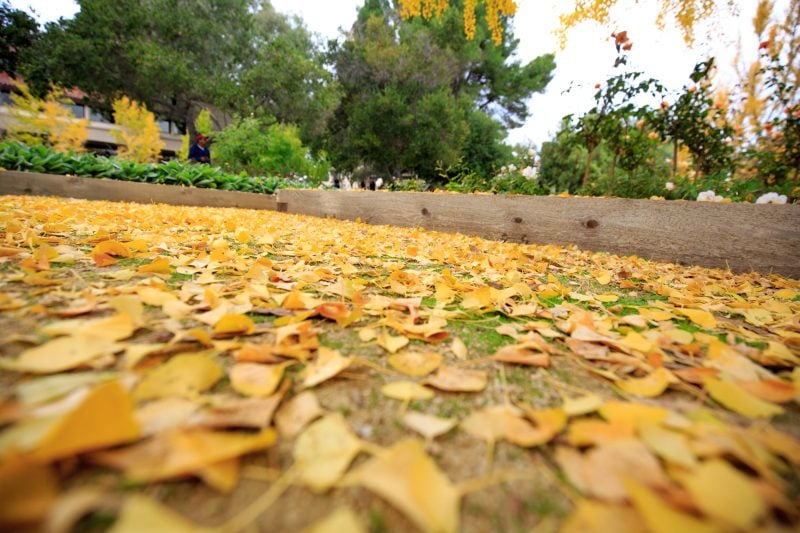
0 171 278 210
277 190 800 278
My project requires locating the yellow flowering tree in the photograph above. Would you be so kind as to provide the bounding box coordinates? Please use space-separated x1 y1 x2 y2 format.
7 83 88 153
111 96 164 163
398 0 517 44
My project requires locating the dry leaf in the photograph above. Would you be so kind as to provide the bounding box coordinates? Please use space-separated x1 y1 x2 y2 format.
0 459 57 524
675 308 716 329
275 391 324 438
213 313 255 337
342 439 460 533
637 420 697 469
388 351 442 377
562 394 604 416
450 337 468 360
704 377 784 418
300 347 352 389
133 353 222 401
293 413 363 492
302 507 366 533
491 344 550 367
1 335 119 374
616 368 675 398
190 394 284 429
230 361 291 397
381 381 435 401
561 499 647 533
377 331 410 353
110 494 206 533
624 478 719 533
424 366 487 392
402 412 457 441
136 397 199 436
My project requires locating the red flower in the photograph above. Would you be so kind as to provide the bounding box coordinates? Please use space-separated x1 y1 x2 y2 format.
759 40 770 50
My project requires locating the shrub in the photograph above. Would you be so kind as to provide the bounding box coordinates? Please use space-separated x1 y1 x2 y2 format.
111 96 164 163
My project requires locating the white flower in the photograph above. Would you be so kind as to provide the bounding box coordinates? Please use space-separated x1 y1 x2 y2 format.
521 166 537 180
508 164 517 172
665 181 675 191
501 165 508 174
527 148 535 157
755 192 788 204
697 190 725 202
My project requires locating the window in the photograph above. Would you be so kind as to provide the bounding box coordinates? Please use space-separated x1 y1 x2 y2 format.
88 108 110 123
0 91 12 105
68 103 85 118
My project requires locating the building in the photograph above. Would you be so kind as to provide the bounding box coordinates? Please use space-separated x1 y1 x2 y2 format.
0 72 184 158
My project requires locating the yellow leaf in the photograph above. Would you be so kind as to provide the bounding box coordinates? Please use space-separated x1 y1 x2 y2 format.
402 412 457 441
377 331 410 353
1 335 118 373
137 257 171 274
595 293 619 303
624 478 720 533
562 394 604 416
293 413 363 492
300 347 352 388
704 378 784 418
679 459 766 530
637 421 697 469
599 401 669 429
133 353 222 401
388 351 442 377
616 368 674 398
15 370 118 405
450 337 468 360
302 507 366 533
0 459 57 524
381 381 435 401
32 381 140 462
92 428 275 485
92 240 131 258
561 499 647 533
342 439 460 533
773 288 797 300
593 271 612 285
136 286 178 306
676 308 716 329
661 328 694 345
617 331 655 353
213 313 255 337
111 495 205 533
230 362 291 397
424 365 487 392
275 391 324 438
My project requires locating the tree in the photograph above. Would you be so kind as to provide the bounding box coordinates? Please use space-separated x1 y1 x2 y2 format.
111 96 164 163
6 82 88 152
398 0 517 44
0 1 39 76
326 0 554 181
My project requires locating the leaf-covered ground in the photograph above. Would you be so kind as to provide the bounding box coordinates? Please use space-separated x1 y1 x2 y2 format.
0 194 798 532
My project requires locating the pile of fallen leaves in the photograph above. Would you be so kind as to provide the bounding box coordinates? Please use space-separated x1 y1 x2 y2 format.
0 194 798 532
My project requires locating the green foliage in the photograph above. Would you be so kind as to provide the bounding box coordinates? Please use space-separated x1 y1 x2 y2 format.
0 141 306 194
211 118 330 184
194 109 213 136
0 1 40 76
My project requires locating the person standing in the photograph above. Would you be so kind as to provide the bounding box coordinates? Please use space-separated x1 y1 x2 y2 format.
188 133 211 164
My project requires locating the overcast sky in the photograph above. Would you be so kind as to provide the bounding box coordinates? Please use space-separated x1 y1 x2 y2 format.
12 0 784 147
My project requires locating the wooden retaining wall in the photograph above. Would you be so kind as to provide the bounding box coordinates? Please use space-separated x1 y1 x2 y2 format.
277 190 800 278
2 171 798 277
0 171 280 211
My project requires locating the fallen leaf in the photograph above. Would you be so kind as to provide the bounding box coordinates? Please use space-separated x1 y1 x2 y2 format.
451 337 468 359
388 351 442 377
190 394 284 429
275 391 324 438
302 507 366 533
675 308 716 329
133 353 223 401
616 368 675 398
624 478 720 533
637 420 697 469
293 413 363 492
15 371 117 405
213 313 255 337
424 366 487 392
137 257 171 274
0 459 57 524
402 412 457 441
110 494 206 533
1 335 119 374
230 361 291 397
381 381 435 401
562 394 604 417
300 347 352 389
342 439 460 533
561 499 647 533
377 331 410 353
704 377 784 418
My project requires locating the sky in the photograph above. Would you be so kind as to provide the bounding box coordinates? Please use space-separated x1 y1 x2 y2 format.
10 0 783 147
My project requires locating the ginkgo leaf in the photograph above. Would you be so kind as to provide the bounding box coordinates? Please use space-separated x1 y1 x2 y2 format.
213 313 255 337
302 507 366 533
562 394 604 416
92 240 131 258
137 257 171 274
342 439 460 533
402 412 457 441
491 345 550 367
133 353 222 401
15 371 118 405
616 368 675 398
275 391 324 438
675 308 716 329
424 366 487 392
450 337 468 360
91 428 276 485
0 335 119 374
678 459 766 530
230 361 291 397
381 381 435 401
704 377 784 418
0 458 57 524
637 420 697 469
624 478 719 533
388 351 442 377
136 397 199 436
377 331 410 353
190 394 284 430
110 495 205 533
293 413 363 493
561 499 647 533
15 381 140 463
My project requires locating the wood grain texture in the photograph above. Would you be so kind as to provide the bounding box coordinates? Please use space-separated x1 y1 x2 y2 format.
0 171 278 210
277 190 800 278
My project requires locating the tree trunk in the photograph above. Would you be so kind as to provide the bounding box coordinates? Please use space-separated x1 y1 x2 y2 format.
607 151 618 195
582 145 597 189
672 140 678 178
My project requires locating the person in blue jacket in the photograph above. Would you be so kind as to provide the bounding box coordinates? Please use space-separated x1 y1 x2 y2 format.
188 133 211 164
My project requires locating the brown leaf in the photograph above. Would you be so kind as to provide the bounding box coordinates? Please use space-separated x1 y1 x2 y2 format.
424 366 487 392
